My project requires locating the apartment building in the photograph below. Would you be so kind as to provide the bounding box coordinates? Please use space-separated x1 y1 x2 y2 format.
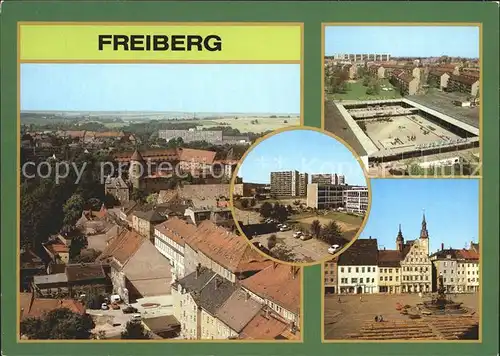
343 186 368 213
430 243 480 293
378 248 402 294
159 129 223 144
311 173 345 185
270 171 307 198
306 183 346 210
447 75 480 97
428 70 451 90
337 238 379 294
154 217 198 279
334 53 391 62
391 71 419 96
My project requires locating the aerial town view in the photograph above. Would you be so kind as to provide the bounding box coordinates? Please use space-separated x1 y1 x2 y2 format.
323 26 481 176
232 128 368 264
19 63 302 340
323 179 480 341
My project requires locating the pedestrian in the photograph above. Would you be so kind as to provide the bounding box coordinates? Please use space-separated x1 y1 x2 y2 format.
359 295 363 302
338 296 341 303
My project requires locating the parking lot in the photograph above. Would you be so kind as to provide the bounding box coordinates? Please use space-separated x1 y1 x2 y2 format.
253 229 332 263
89 295 174 339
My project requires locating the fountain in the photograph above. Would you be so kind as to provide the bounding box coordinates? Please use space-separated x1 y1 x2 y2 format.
420 274 467 315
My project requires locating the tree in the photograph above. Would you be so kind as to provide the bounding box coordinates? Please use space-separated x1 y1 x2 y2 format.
86 198 102 211
20 308 95 339
83 286 106 310
320 221 343 244
121 321 151 340
259 202 273 219
69 231 88 261
267 234 277 250
310 219 322 238
241 199 250 209
146 193 159 205
63 193 85 228
130 188 147 203
272 203 289 223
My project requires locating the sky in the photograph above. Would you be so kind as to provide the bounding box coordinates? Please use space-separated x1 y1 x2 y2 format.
361 179 479 253
325 26 479 58
238 129 366 186
21 63 300 114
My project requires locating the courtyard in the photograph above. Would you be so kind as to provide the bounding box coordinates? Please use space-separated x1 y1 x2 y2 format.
324 293 480 340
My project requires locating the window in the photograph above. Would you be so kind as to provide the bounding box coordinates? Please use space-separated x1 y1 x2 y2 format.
372 278 375 283
444 270 447 274
444 262 447 267
362 267 365 273
444 278 447 283
360 278 364 283
351 278 358 284
389 269 392 273
384 276 388 281
341 267 344 273
389 276 393 281
451 278 454 282
380 276 383 281
396 276 399 282
356 267 359 273
367 267 371 272
348 267 352 273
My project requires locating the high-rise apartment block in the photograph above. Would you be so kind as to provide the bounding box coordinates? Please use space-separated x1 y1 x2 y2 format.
270 171 308 197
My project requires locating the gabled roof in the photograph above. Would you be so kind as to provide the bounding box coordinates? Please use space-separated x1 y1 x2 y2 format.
378 249 402 267
65 263 107 282
449 74 479 85
185 220 269 273
97 229 145 267
20 292 85 320
155 217 198 247
130 149 145 162
338 238 378 266
132 209 167 223
215 288 263 333
241 264 301 315
178 148 216 164
238 311 289 340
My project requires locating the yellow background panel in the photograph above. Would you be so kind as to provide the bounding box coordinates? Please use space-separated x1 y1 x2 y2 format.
19 23 302 62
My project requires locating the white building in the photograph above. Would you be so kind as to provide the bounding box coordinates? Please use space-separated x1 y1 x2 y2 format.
154 218 198 279
343 186 368 213
337 238 379 294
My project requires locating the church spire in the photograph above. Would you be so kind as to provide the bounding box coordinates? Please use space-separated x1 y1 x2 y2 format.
396 224 404 252
420 210 429 239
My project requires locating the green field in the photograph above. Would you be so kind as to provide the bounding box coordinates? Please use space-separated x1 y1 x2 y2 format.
327 80 402 101
287 211 364 240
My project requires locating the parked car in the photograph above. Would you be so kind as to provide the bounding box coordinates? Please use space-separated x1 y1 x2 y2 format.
280 226 290 232
293 231 303 239
101 303 109 310
131 314 142 322
300 234 312 241
122 306 139 314
328 244 341 254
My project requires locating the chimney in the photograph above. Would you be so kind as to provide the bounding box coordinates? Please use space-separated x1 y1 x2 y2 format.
441 243 444 251
289 321 297 334
369 236 372 239
214 276 222 290
195 264 201 279
245 292 250 302
264 308 270 319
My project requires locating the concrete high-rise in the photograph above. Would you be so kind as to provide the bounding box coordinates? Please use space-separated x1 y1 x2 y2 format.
270 171 308 198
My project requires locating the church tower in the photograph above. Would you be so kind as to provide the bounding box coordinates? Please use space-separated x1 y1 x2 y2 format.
129 149 146 190
419 212 430 255
396 224 404 252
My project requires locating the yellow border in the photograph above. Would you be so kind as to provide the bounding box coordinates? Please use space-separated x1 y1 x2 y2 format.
321 22 483 180
320 22 483 344
229 126 372 268
16 21 304 343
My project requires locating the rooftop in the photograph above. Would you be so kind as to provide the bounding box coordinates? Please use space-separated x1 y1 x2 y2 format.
65 263 107 282
238 310 290 340
215 288 263 333
20 292 86 320
338 238 379 266
154 217 198 247
241 264 301 315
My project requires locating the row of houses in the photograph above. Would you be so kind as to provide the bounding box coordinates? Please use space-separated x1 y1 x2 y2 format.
324 214 480 295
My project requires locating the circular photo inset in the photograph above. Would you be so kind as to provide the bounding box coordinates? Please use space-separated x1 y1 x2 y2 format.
230 127 371 265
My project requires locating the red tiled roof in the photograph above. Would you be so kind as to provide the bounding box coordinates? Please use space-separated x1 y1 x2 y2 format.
449 75 479 86
238 311 289 340
457 249 479 260
97 229 145 267
20 292 85 320
241 264 301 315
378 249 402 267
178 148 216 164
155 217 197 247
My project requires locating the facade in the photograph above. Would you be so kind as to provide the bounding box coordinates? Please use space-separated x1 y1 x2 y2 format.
337 239 379 294
154 217 198 279
392 71 419 96
343 186 368 213
447 75 480 97
324 258 338 294
270 171 307 198
428 70 451 90
399 215 432 293
311 173 345 185
378 248 402 294
334 53 391 62
132 210 167 240
158 129 223 144
104 176 130 203
306 183 346 209
430 244 480 293
298 173 308 197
